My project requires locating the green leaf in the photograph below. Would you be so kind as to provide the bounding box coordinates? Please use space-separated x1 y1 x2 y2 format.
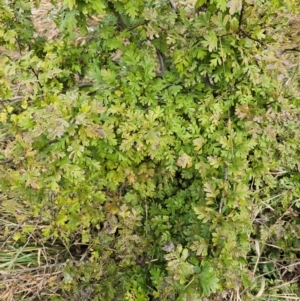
201 31 218 52
203 182 219 199
101 68 117 84
91 1 105 13
195 0 207 8
124 1 139 19
213 0 228 12
63 0 76 10
198 263 220 296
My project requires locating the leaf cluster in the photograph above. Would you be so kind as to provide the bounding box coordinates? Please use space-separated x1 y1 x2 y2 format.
0 0 299 300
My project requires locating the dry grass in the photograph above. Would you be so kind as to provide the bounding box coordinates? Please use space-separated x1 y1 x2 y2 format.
0 264 64 301
32 0 61 40
0 200 68 300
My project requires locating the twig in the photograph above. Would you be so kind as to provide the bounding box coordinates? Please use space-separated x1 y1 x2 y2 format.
238 2 244 31
239 29 264 45
0 218 28 250
80 243 93 262
0 158 13 165
0 96 24 104
281 47 300 53
156 49 166 77
128 21 149 31
169 0 179 13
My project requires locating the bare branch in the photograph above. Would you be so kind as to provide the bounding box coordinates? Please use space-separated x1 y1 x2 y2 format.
156 50 166 77
169 0 179 13
0 158 13 165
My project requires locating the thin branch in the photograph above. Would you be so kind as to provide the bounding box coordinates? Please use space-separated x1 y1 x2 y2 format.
0 158 13 165
281 47 300 53
156 49 166 77
1 218 29 250
0 96 24 104
238 2 244 31
239 29 264 45
107 1 127 29
169 0 179 13
128 20 149 31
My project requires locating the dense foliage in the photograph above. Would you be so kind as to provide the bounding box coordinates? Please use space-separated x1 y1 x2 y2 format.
0 0 299 300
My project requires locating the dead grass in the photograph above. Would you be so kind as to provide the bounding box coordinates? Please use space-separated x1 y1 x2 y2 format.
0 201 67 300
32 0 61 40
0 264 64 301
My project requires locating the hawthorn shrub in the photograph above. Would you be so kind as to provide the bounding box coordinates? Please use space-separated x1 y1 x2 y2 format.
0 0 299 300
